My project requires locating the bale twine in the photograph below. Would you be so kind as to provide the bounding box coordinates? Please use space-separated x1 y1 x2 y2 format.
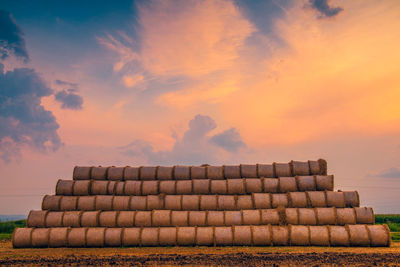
114 181 125 195
279 177 298 193
227 179 245 194
181 195 199 210
272 194 288 208
326 191 345 208
225 211 242 226
91 166 108 180
316 208 336 225
285 208 299 225
309 226 329 246
347 225 370 246
147 195 164 210
159 180 176 194
49 228 69 247
296 176 316 191
175 166 191 180
200 195 218 210
157 166 173 180
113 196 130 210
152 210 171 226
215 227 233 246
263 178 278 193
165 195 182 210
211 180 227 194
290 225 310 246
253 193 272 209
81 211 100 227
233 225 252 245
78 196 96 211
117 211 135 227
274 163 291 177
355 207 374 224
124 167 140 180
62 211 82 227
367 225 390 247
271 226 289 245
67 228 87 247
207 211 224 226
42 195 62 211
135 211 152 227
177 227 195 246
141 180 158 195
207 166 224 180
27 210 48 227
31 228 50 248
107 167 125 181
291 161 310 176
130 196 147 210
105 228 122 247
288 192 308 208
122 228 141 246
242 210 261 225
60 196 78 211
195 227 213 245
306 191 326 207
45 211 64 227
245 179 262 193
171 211 189 226
315 175 334 191
189 211 206 226
86 228 105 247
107 181 117 195
159 227 177 246
224 165 241 178
73 180 91 196
240 164 257 178
99 211 118 227
236 195 253 210
253 225 272 245
73 166 92 180
261 209 279 225
298 208 317 225
95 195 113 211
124 181 141 195
91 181 109 195
257 164 274 178
193 179 210 194
341 191 360 207
12 228 32 248
140 166 157 180
337 208 356 225
176 180 192 195
56 180 74 195
329 225 350 246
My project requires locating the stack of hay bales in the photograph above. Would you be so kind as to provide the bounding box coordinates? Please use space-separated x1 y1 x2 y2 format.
13 159 391 247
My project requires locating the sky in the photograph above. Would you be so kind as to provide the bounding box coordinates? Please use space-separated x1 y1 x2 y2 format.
0 0 399 215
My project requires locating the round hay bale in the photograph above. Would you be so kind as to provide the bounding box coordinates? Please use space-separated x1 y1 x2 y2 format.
261 209 279 225
347 224 370 246
117 211 135 227
140 166 157 180
113 196 130 210
49 228 69 247
227 179 245 194
225 211 242 226
355 207 374 224
224 165 241 178
73 166 92 180
42 195 62 211
176 180 192 195
177 227 195 246
274 163 291 177
271 226 289 245
122 228 141 246
253 193 272 209
367 225 390 247
207 211 224 226
196 227 214 245
240 164 257 178
337 208 356 225
81 211 100 227
233 225 252 245
124 181 142 195
329 225 350 246
142 181 159 195
157 166 173 180
215 227 233 246
308 160 321 175
107 181 117 195
211 180 227 194
95 195 113 210
62 211 82 227
318 159 327 175
200 195 217 210
309 226 329 246
236 195 252 210
285 208 299 225
104 228 122 247
291 161 310 176
316 208 336 225
78 196 96 211
263 178 278 193
124 167 140 180
245 179 262 193
135 211 152 227
67 228 87 247
91 166 108 180
73 180 91 196
272 194 288 208
159 180 176 195
193 179 210 194
189 211 206 226
91 181 109 195
147 195 164 210
252 225 272 245
288 192 308 208
152 210 171 226
45 212 64 227
182 195 200 210
207 166 224 180
298 208 317 225
86 228 105 247
60 196 78 211
279 177 297 192
290 225 310 246
31 228 50 248
27 210 48 227
306 191 326 207
171 211 189 226
164 195 182 210
257 164 274 178
341 191 360 207
12 228 32 248
315 175 334 191
107 167 124 181
159 227 177 246
174 166 190 180
220 195 238 210
130 196 147 210
296 176 316 191
56 180 74 195
99 211 118 227
326 191 345 208
114 181 125 195
242 210 261 225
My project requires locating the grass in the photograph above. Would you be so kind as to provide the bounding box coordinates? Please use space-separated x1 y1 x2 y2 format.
0 220 26 240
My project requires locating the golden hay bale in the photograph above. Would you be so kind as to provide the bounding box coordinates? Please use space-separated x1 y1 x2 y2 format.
135 211 152 227
291 161 310 176
196 227 214 246
347 225 370 246
337 208 356 225
236 195 253 210
86 228 105 247
176 180 192 194
73 180 91 196
104 228 122 247
91 181 109 195
62 211 82 227
12 228 33 248
368 225 390 247
42 195 62 211
207 166 224 180
288 192 308 208
355 207 374 224
107 181 117 195
177 227 195 246
253 193 272 209
77 196 96 211
263 178 278 193
95 195 113 211
326 191 345 208
285 208 299 225
253 225 272 245
315 175 334 191
242 210 261 225
233 225 252 245
316 208 336 225
122 228 140 246
215 227 233 246
227 179 245 194
73 166 92 180
279 177 298 192
290 225 310 246
157 166 173 180
200 195 218 210
261 209 280 225
45 212 64 227
114 181 125 195
31 228 50 248
107 167 125 181
306 191 326 207
171 211 189 226
56 180 74 195
91 166 108 180
80 211 100 227
272 194 288 208
124 167 140 180
329 225 350 246
152 210 171 226
296 176 316 191
342 191 360 207
211 180 227 194
130 196 147 210
274 163 291 177
99 211 118 227
140 166 157 180
147 195 164 210
245 179 263 193
193 179 210 194
308 160 321 175
67 228 87 247
257 164 274 178
113 196 130 210
298 208 316 225
27 210 48 227
271 226 289 245
182 195 200 210
49 228 69 247
309 226 329 246
141 180 158 195
117 211 135 227
240 164 257 178
175 166 191 180
207 211 224 226
189 211 206 226
159 180 176 194
60 196 78 211
224 165 241 178
124 181 141 195
164 195 182 210
225 211 242 226
159 227 177 246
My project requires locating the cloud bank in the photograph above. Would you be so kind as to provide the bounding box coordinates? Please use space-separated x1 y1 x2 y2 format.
309 0 343 18
55 89 83 110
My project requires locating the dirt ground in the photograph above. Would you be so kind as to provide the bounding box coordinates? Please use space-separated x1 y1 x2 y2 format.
1 240 399 266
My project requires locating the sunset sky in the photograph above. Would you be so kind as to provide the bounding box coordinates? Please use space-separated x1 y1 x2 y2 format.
1 0 400 215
